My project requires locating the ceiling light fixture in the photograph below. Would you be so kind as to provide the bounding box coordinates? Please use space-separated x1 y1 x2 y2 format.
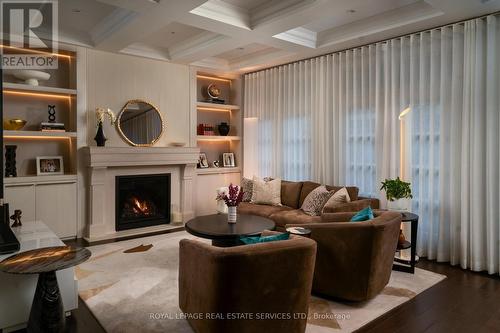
346 9 356 14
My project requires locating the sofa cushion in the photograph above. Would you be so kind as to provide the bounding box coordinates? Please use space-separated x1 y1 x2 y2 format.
270 209 321 229
241 177 253 202
251 177 282 206
301 185 333 216
350 206 375 222
240 232 290 244
322 187 351 212
299 181 321 207
238 202 291 218
281 181 303 208
325 185 359 202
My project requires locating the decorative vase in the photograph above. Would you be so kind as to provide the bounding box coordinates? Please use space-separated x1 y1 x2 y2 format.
94 121 107 147
387 198 410 212
218 122 230 136
5 145 17 177
227 206 237 223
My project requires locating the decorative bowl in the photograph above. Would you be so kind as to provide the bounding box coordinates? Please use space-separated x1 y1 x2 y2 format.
3 118 27 130
6 69 51 86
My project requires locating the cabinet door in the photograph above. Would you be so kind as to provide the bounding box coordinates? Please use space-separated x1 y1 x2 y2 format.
35 183 77 238
4 185 36 222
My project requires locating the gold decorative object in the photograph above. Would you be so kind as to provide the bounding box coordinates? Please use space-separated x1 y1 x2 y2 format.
3 118 27 130
116 99 165 147
207 83 221 99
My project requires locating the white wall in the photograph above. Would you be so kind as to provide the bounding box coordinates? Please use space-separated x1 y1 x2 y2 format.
85 49 192 147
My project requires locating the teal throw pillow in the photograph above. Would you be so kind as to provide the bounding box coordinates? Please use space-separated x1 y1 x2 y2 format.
350 206 374 222
240 232 290 244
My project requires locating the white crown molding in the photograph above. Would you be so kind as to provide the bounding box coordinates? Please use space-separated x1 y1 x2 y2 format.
273 27 317 48
90 8 138 46
189 0 251 30
120 43 170 61
168 31 228 60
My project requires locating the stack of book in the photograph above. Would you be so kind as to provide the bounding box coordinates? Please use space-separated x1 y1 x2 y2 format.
197 123 215 136
40 122 66 132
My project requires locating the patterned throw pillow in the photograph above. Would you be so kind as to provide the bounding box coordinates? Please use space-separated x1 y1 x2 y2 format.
301 185 332 216
251 176 282 206
241 178 253 202
322 187 351 212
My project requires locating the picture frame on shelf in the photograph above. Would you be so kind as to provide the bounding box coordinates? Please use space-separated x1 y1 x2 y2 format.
36 156 64 176
222 153 235 167
198 153 209 168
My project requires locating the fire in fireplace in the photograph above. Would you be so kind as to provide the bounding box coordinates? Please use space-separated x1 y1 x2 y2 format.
115 174 171 231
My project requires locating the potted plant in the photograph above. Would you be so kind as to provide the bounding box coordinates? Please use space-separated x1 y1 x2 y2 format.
216 183 244 223
380 177 413 211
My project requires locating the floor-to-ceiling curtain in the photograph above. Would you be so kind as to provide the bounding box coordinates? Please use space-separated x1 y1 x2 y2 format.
244 14 500 274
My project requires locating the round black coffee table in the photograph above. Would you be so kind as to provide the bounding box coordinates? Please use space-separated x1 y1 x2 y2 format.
0 246 91 332
185 214 275 247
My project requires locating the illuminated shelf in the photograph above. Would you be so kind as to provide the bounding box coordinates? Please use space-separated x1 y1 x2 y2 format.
3 82 77 96
4 130 77 139
4 174 77 185
197 101 239 111
196 167 241 175
197 135 240 141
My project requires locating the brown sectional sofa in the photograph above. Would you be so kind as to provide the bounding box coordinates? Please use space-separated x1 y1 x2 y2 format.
238 180 380 231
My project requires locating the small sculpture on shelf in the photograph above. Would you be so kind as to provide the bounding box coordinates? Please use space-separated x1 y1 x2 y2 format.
48 105 56 123
207 83 225 104
10 209 22 228
94 107 116 147
41 105 66 132
5 145 17 177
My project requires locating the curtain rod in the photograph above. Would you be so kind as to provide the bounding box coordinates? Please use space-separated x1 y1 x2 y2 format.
245 10 500 75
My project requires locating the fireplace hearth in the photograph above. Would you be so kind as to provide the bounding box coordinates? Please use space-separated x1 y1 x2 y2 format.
115 174 171 231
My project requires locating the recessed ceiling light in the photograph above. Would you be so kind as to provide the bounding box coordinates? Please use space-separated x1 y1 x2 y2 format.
237 47 244 50
171 31 176 34
346 9 356 14
72 9 81 13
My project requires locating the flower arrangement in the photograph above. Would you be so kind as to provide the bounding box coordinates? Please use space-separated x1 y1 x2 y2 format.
216 183 244 207
95 107 116 126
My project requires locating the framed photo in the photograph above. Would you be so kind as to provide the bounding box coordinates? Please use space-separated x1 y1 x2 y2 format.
36 156 64 175
222 152 235 167
198 153 209 168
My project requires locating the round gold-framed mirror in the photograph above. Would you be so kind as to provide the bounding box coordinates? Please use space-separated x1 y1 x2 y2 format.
116 99 165 147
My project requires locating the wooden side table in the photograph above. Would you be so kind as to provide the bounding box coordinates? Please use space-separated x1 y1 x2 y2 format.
0 246 91 332
393 212 419 274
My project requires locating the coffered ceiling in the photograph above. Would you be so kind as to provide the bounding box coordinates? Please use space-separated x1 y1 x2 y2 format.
56 0 500 73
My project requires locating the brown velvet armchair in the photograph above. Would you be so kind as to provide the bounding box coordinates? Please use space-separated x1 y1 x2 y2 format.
288 211 401 301
178 232 317 333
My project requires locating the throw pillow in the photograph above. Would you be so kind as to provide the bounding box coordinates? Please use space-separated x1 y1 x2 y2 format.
301 185 332 216
241 178 253 202
240 232 290 244
322 187 351 212
350 206 374 222
251 176 282 206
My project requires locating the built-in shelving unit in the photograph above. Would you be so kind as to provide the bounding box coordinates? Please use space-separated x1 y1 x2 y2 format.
192 70 243 216
2 48 78 178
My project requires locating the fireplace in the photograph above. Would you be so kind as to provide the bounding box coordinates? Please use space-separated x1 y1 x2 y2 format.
115 174 171 231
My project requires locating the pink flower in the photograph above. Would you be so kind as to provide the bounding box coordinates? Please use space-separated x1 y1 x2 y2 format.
217 183 244 207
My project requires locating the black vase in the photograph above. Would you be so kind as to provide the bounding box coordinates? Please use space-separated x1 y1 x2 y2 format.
94 122 107 146
218 122 230 136
5 145 17 177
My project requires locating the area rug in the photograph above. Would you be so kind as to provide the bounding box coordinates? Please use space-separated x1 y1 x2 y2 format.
77 231 445 333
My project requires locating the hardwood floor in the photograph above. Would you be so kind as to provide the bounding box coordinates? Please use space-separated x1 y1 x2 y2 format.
358 259 500 333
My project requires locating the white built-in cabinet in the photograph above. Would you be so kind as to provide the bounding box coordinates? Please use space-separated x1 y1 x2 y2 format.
4 176 77 238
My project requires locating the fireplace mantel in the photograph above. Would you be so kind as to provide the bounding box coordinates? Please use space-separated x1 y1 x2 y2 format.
83 146 200 242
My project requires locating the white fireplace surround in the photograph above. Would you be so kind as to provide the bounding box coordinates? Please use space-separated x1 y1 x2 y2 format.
84 146 200 242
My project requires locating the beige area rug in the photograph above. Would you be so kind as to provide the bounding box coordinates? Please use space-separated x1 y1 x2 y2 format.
77 231 445 333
